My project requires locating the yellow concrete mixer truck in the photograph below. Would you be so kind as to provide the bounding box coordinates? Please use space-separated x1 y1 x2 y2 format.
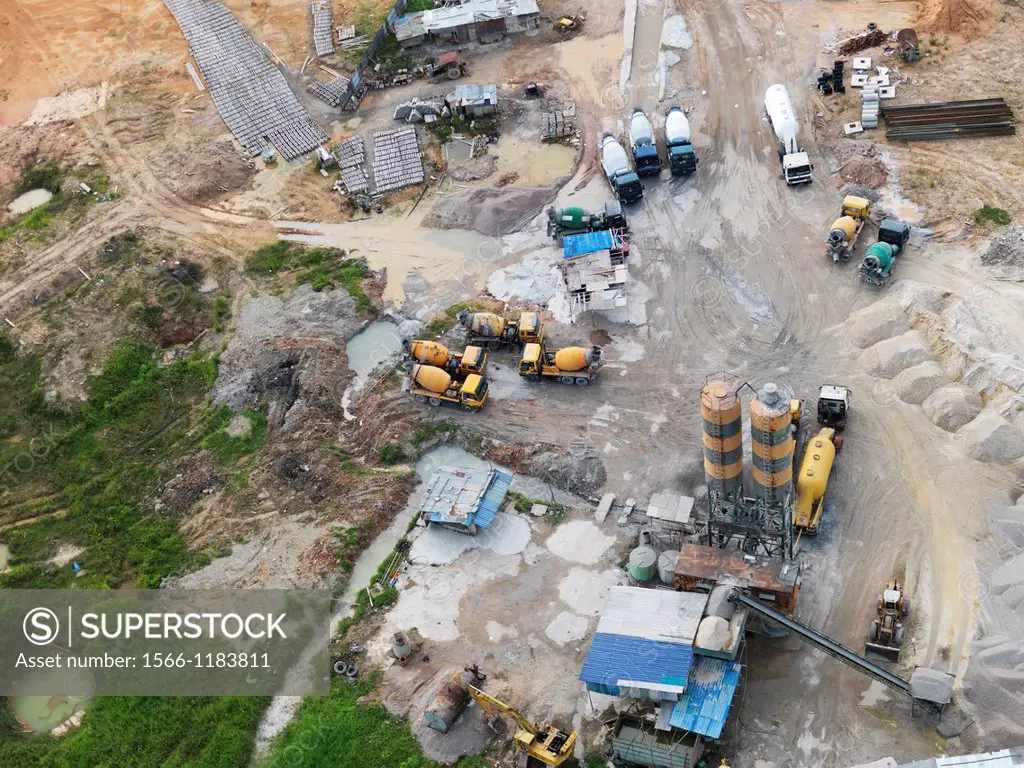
408 364 488 411
458 310 544 350
825 195 871 263
518 344 603 385
405 340 487 376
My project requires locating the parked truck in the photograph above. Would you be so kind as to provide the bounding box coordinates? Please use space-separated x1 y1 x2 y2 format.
665 106 699 175
825 195 871 262
459 310 545 350
408 364 488 410
546 202 627 238
518 344 602 385
599 133 644 204
860 219 911 286
764 84 813 185
405 340 487 376
628 108 661 177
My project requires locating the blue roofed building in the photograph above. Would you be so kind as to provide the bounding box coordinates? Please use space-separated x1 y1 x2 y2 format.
667 656 743 739
418 466 512 534
580 587 708 701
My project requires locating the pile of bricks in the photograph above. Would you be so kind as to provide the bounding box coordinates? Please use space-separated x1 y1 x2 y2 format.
311 1 335 57
371 127 425 193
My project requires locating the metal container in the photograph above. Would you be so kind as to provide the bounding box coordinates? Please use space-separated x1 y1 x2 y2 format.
750 382 794 505
701 377 744 499
424 670 475 733
658 551 677 585
629 544 658 582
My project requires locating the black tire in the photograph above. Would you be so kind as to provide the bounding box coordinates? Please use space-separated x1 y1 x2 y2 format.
575 377 589 386
869 620 879 642
333 660 349 676
428 397 442 407
414 394 428 404
894 626 905 646
527 374 541 382
559 376 574 385
902 597 910 619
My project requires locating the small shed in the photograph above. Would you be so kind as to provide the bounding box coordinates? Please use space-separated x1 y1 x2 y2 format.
418 466 512 534
452 83 498 117
667 656 743 739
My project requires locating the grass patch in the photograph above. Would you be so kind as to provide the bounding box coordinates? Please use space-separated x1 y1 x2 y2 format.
15 161 65 195
201 406 269 466
586 754 608 768
247 243 375 313
975 203 1012 227
213 295 230 331
378 442 407 465
411 419 458 448
422 302 474 337
0 337 218 589
0 695 269 768
507 490 566 520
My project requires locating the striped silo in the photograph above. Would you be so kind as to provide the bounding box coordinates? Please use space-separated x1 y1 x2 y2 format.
701 378 744 498
750 382 794 505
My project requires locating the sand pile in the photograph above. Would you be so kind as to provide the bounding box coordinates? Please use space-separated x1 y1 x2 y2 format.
915 0 991 37
426 186 556 236
859 330 932 377
150 139 252 202
956 410 1024 461
922 384 982 431
839 155 889 188
895 361 947 404
847 300 909 348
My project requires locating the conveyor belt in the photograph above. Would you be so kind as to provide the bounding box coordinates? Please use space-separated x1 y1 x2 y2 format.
729 589 912 696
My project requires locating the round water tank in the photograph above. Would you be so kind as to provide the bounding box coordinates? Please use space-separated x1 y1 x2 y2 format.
628 545 658 582
657 551 677 585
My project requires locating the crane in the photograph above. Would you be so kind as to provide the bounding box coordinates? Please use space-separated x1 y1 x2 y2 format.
466 686 577 767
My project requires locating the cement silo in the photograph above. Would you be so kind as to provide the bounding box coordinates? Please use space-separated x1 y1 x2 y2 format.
701 377 744 499
750 382 794 506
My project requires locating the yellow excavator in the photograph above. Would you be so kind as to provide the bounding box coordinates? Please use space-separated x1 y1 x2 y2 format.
467 686 577 767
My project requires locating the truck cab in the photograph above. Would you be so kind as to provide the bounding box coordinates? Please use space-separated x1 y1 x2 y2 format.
457 345 487 375
782 151 813 185
514 312 544 346
612 171 644 204
669 143 699 175
458 375 488 410
816 385 850 430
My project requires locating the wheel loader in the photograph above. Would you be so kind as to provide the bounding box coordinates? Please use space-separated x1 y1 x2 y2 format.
865 580 909 661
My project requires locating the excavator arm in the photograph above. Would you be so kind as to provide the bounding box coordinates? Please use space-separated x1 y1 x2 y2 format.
467 686 538 735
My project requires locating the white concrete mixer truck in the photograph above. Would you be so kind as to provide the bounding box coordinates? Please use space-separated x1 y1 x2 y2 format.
599 133 644 204
764 84 813 185
665 105 699 175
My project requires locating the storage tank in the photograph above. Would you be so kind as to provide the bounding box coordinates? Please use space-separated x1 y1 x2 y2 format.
392 631 412 665
629 108 654 145
750 382 794 505
408 340 452 367
548 206 589 231
461 312 507 338
764 84 800 154
628 533 658 582
411 364 452 394
701 377 744 499
657 551 677 585
554 347 592 371
423 668 483 733
794 428 836 522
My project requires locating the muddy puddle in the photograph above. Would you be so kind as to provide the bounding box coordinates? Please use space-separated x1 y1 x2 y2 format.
7 189 53 216
9 666 90 734
347 320 403 379
493 138 576 187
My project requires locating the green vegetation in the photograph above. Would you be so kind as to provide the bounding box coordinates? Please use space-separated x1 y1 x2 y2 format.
975 203 1012 227
0 338 219 589
403 0 436 12
378 442 408 465
0 203 55 244
506 490 566 521
213 295 230 331
261 674 485 768
15 162 65 195
247 243 375 313
0 695 269 767
201 406 269 465
411 418 458 448
585 754 609 768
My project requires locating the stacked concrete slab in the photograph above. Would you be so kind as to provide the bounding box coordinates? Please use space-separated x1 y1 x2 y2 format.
308 76 349 107
164 0 328 159
334 136 369 193
371 127 425 193
311 1 335 57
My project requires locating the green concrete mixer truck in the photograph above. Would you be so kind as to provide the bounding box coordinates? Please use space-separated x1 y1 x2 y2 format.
860 219 911 286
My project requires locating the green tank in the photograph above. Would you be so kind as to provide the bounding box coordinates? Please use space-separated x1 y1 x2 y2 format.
547 206 590 237
861 219 910 286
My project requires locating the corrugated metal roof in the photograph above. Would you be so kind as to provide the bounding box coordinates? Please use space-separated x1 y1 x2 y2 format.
472 469 511 528
580 633 693 695
595 587 707 645
667 656 742 738
418 466 511 529
454 83 498 106
393 12 426 40
563 230 616 258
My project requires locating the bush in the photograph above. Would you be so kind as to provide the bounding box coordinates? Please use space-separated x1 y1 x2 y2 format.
247 241 295 274
975 204 1011 227
16 162 64 195
378 443 407 465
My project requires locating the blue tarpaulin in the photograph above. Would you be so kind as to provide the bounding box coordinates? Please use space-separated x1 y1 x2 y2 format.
563 230 616 259
667 656 742 739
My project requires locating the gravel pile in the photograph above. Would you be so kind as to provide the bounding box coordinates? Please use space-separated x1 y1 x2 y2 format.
859 330 932 377
956 410 1024 462
981 227 1024 268
922 384 982 432
426 186 556 236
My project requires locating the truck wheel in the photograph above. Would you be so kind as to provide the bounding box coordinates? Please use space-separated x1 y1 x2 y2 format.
461 403 476 412
527 374 541 382
428 397 442 407
415 395 428 403
869 620 879 642
575 377 589 386
559 376 574 384
894 626 905 646
901 597 910 619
